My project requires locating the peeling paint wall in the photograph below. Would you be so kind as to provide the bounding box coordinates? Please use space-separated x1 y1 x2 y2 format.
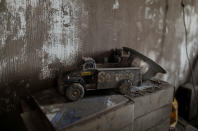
0 0 198 96
0 0 87 92
160 0 198 86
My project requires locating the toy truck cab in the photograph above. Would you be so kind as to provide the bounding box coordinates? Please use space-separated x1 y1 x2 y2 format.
58 66 142 101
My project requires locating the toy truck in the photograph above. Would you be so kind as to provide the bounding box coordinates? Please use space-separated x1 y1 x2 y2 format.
58 47 166 101
58 59 142 101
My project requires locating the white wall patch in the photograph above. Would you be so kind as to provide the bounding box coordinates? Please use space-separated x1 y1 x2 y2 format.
39 0 85 80
113 0 119 10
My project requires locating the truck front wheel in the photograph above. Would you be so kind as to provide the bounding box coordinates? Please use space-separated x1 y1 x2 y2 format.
65 83 85 101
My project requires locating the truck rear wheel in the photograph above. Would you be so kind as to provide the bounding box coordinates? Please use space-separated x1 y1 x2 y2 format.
65 83 85 101
119 80 132 95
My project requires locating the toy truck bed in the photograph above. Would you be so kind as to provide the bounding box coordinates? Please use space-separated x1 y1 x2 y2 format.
96 67 142 89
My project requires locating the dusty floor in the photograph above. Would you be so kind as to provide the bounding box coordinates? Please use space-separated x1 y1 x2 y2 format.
175 117 198 131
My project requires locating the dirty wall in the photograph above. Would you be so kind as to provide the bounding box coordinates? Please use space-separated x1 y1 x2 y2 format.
0 0 198 106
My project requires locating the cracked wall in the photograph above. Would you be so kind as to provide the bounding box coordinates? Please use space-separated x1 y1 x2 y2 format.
0 0 198 100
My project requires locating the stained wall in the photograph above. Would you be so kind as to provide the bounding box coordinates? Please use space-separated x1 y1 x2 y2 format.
0 0 198 103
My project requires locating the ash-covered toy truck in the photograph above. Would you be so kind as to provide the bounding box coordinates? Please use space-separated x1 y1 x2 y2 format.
58 60 141 101
58 47 166 101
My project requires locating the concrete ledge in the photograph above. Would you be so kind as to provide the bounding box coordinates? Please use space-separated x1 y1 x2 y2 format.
133 83 173 118
66 101 134 131
21 111 54 131
147 118 170 131
23 82 174 131
32 91 135 131
134 104 171 131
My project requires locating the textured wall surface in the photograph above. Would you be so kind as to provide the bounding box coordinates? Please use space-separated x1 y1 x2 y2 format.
0 0 198 103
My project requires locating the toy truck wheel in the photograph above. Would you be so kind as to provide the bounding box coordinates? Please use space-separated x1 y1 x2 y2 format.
65 83 85 101
119 80 132 95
